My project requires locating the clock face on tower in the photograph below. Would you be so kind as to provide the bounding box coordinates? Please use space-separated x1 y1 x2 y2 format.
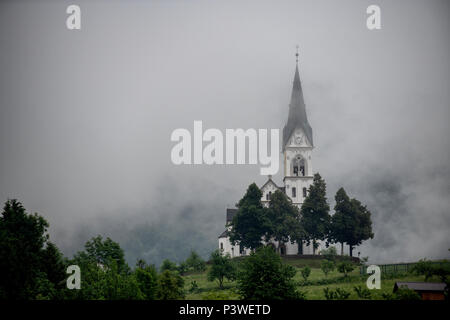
295 135 303 144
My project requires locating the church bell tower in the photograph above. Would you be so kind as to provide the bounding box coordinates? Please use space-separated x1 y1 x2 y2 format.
282 48 314 207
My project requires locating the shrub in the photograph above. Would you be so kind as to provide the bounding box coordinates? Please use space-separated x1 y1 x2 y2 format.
323 287 350 300
237 246 305 300
321 260 335 277
353 285 371 299
337 261 355 277
301 266 311 282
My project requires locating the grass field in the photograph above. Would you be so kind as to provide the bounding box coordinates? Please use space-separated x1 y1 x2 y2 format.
182 257 438 300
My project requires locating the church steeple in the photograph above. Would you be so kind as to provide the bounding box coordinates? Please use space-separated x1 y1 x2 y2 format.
282 48 313 149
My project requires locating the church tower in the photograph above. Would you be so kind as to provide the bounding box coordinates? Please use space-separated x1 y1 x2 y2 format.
282 50 314 208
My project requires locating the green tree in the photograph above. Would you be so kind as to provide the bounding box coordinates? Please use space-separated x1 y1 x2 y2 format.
68 236 136 299
83 235 128 274
160 259 178 272
185 250 206 272
0 199 57 299
134 260 158 300
237 246 304 300
321 260 335 277
337 260 355 277
207 250 236 289
300 173 331 254
347 198 374 257
330 188 353 255
229 183 269 250
266 190 304 254
155 270 185 300
300 266 311 282
321 246 338 262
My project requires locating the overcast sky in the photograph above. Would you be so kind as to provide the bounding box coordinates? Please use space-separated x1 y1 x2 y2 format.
0 0 449 265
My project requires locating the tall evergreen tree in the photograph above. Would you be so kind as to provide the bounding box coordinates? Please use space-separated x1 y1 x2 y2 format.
330 188 353 255
0 199 51 299
229 183 269 250
266 190 304 254
300 173 331 254
347 198 374 256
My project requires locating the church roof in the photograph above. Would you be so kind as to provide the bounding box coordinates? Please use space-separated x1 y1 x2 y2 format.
218 229 229 238
282 63 313 149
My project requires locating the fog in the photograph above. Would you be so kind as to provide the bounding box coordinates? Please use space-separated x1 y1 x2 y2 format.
0 0 449 266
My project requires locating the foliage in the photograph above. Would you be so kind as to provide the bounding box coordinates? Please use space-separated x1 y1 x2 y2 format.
82 235 128 274
320 260 335 277
330 188 374 257
207 250 236 289
321 246 338 262
237 246 304 300
160 259 178 273
229 183 269 250
337 260 355 277
300 173 331 254
394 286 421 300
265 190 304 251
185 250 206 272
353 285 371 299
155 270 185 300
0 199 66 299
189 280 199 293
134 260 158 300
300 266 311 282
323 287 350 300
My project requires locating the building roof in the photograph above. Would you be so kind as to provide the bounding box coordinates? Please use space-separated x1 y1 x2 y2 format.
218 229 229 238
282 63 313 149
393 282 447 293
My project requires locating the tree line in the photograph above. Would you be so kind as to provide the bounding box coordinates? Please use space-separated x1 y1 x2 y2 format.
229 173 374 257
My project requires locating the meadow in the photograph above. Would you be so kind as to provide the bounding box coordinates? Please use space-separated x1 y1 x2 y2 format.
182 257 435 300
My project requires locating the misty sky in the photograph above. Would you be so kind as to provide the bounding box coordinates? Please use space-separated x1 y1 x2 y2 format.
0 0 449 265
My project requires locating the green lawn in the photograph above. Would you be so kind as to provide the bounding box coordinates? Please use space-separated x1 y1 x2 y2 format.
182 257 440 300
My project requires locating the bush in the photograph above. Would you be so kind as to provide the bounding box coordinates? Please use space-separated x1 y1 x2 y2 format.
321 260 335 277
323 287 350 300
189 281 199 293
394 286 421 300
155 270 185 300
321 247 338 262
237 246 305 300
160 259 178 273
185 250 207 272
337 260 355 277
353 285 371 299
300 266 311 282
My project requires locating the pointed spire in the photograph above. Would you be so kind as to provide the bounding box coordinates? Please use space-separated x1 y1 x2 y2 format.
282 48 313 149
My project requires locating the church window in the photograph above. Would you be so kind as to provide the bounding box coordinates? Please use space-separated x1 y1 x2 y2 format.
268 191 272 200
292 187 296 198
303 187 307 198
266 193 269 200
220 242 223 251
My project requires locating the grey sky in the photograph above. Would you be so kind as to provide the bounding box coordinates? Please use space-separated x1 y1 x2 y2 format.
0 0 449 265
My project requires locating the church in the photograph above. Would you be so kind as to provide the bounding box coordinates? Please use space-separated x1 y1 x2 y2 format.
218 53 320 257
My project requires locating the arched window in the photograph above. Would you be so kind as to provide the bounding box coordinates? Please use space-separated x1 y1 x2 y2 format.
292 156 306 176
303 187 307 198
268 191 272 200
292 187 296 198
220 242 224 251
